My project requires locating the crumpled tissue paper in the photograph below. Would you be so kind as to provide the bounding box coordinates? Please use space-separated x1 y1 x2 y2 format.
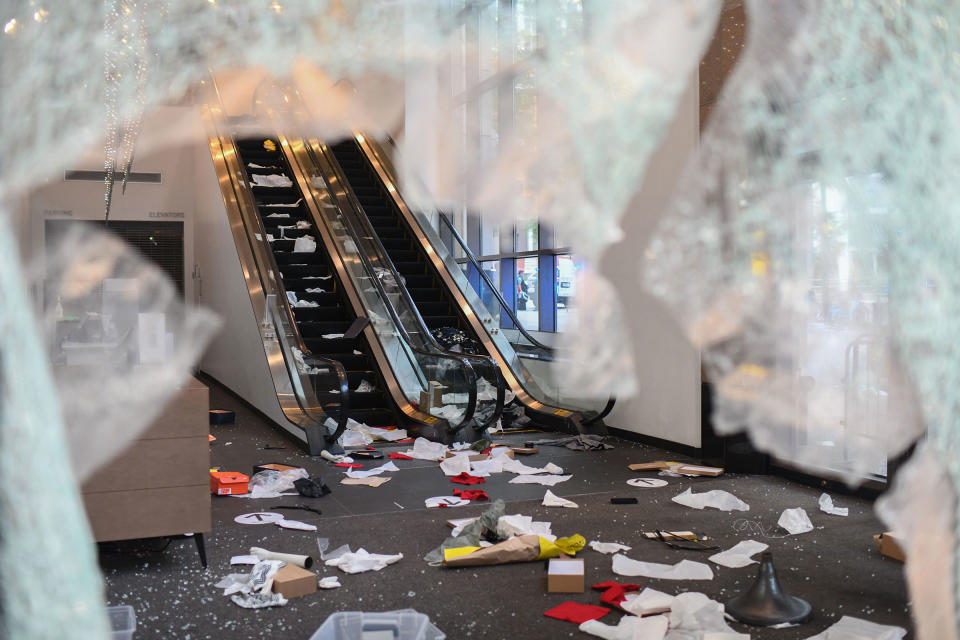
818 493 849 517
589 541 631 555
671 488 750 512
579 614 668 640
509 474 572 486
778 507 814 535
543 489 579 508
621 587 674 616
611 555 714 580
406 437 448 461
345 461 399 479
497 514 554 541
803 615 907 640
668 592 748 639
708 540 768 568
324 547 403 574
439 454 473 476
318 576 341 589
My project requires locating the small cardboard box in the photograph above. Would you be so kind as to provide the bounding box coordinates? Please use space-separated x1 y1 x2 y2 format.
272 563 317 598
874 532 906 562
209 409 235 425
548 558 585 593
209 471 249 495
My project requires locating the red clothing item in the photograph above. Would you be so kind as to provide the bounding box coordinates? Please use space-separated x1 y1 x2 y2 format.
450 472 486 485
591 582 643 607
453 488 489 501
388 453 413 460
543 602 611 624
333 463 363 469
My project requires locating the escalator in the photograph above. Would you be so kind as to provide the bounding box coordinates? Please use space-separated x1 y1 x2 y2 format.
232 138 397 427
325 137 613 435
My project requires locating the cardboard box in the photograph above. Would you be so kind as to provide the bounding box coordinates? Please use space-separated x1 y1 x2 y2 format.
272 563 317 598
252 463 300 476
209 409 235 425
209 471 249 495
548 559 585 593
874 532 906 562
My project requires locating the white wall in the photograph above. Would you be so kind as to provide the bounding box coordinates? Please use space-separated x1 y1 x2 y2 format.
601 77 702 448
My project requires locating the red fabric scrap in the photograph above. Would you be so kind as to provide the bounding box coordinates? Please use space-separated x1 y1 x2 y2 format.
453 488 489 501
333 463 363 469
481 446 493 455
543 602 611 624
365 446 377 450
389 452 413 460
395 438 415 443
591 582 643 607
450 472 486 485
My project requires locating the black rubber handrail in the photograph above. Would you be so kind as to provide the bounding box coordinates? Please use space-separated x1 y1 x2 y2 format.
328 141 506 430
287 137 486 434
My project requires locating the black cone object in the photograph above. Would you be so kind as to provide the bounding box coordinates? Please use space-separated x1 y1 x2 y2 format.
725 552 812 626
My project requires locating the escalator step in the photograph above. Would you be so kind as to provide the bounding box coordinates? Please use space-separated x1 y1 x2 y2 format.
252 186 296 198
402 274 434 288
407 287 444 301
304 337 363 353
378 237 410 251
367 215 397 227
322 353 368 371
290 306 346 322
294 291 340 305
277 262 328 274
386 249 419 262
282 276 334 290
346 409 397 427
347 371 378 388
270 240 297 252
393 261 425 274
415 301 451 317
298 320 354 337
423 315 459 329
369 226 403 238
321 390 384 410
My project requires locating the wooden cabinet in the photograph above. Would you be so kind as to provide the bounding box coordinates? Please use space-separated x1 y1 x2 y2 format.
82 376 211 544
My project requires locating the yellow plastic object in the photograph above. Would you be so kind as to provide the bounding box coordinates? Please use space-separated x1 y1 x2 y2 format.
538 534 586 559
263 139 277 152
443 546 482 561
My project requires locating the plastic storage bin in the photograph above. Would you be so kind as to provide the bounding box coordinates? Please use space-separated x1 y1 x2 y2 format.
107 605 136 640
310 609 445 640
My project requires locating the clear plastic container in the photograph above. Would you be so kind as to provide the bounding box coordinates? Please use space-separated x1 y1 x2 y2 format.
107 605 136 640
310 609 445 640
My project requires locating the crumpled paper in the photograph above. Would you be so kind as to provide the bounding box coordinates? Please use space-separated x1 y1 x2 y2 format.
341 476 391 487
345 461 398 478
509 474 572 486
579 614 668 640
276 519 317 531
318 577 341 589
216 559 287 608
324 547 403 574
803 615 906 640
406 437 448 460
778 507 814 535
621 588 675 616
667 592 747 639
543 490 579 508
818 493 849 517
497 514 554 541
708 540 768 568
440 454 473 476
471 457 505 476
671 488 749 512
589 541 631 555
611 555 714 580
293 235 317 252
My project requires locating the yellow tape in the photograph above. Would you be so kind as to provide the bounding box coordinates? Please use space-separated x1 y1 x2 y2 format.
537 534 586 560
443 546 482 561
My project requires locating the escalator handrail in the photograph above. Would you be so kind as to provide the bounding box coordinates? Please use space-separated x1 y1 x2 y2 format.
322 141 505 430
435 211 556 355
205 78 349 447
286 137 483 433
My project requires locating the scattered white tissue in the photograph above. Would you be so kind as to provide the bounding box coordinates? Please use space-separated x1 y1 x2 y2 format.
276 519 317 532
501 458 551 475
346 461 398 479
230 555 258 565
708 540 768 568
231 592 288 609
265 212 291 218
296 220 311 229
366 426 407 442
340 429 373 448
318 576 342 589
305 274 333 280
325 548 403 574
509 474 572 486
425 496 470 508
305 287 325 293
406 437 449 461
778 507 814 535
268 198 303 208
542 490 579 508
250 173 293 187
248 468 310 499
448 517 479 536
669 592 747 639
322 333 345 339
818 493 849 517
621 588 674 616
579 614 668 640
802 616 907 640
544 462 564 475
450 442 472 450
612 555 714 580
430 404 466 421
589 541 631 554
355 379 375 392
439 454 473 476
293 235 317 252
671 488 750 512
471 457 505 476
497 514 555 541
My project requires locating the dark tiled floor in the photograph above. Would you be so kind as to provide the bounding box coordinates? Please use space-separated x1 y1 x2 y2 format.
98 377 913 639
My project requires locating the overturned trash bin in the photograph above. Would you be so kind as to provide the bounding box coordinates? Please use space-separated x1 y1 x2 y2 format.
310 609 445 640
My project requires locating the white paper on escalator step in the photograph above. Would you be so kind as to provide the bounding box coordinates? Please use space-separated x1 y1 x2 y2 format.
818 492 849 516
611 554 714 580
671 488 750 512
802 615 906 640
293 235 317 252
778 507 814 535
708 540 768 568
